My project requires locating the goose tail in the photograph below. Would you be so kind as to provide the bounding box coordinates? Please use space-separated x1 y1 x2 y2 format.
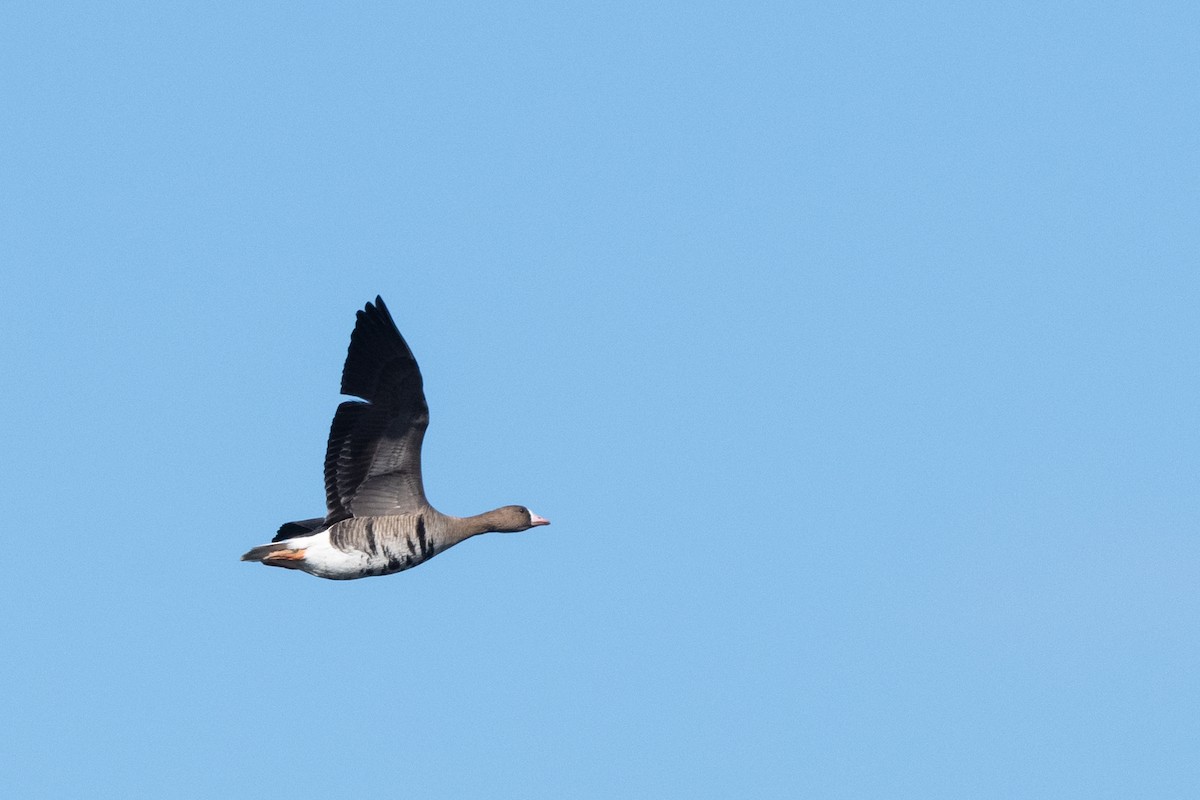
241 542 291 562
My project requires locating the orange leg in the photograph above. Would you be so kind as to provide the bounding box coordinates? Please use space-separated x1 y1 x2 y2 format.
264 548 307 561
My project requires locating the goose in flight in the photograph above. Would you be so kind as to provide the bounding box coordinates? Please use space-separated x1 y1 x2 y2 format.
241 296 549 579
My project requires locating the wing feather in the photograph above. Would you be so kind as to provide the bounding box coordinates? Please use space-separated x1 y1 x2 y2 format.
322 297 430 520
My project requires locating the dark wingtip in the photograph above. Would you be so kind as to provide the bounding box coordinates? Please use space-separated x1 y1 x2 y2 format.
339 295 421 403
370 296 396 330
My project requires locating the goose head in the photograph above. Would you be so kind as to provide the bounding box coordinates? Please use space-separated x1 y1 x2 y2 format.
488 505 552 533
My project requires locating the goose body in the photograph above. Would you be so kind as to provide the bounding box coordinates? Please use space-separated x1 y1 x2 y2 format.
241 297 549 580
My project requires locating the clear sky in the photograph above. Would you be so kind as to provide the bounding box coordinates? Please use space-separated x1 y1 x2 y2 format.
2 2 1197 798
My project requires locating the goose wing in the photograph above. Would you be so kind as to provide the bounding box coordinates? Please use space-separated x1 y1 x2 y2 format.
322 296 430 522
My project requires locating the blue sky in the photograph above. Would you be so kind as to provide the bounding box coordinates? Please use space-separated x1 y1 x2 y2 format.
2 2 1197 797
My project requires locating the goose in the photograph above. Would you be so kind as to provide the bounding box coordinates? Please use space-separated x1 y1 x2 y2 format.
241 296 549 580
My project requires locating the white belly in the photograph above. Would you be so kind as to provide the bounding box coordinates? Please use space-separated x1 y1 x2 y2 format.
286 531 387 580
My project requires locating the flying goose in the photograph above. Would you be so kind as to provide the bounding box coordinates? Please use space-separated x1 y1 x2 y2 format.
241 296 549 580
